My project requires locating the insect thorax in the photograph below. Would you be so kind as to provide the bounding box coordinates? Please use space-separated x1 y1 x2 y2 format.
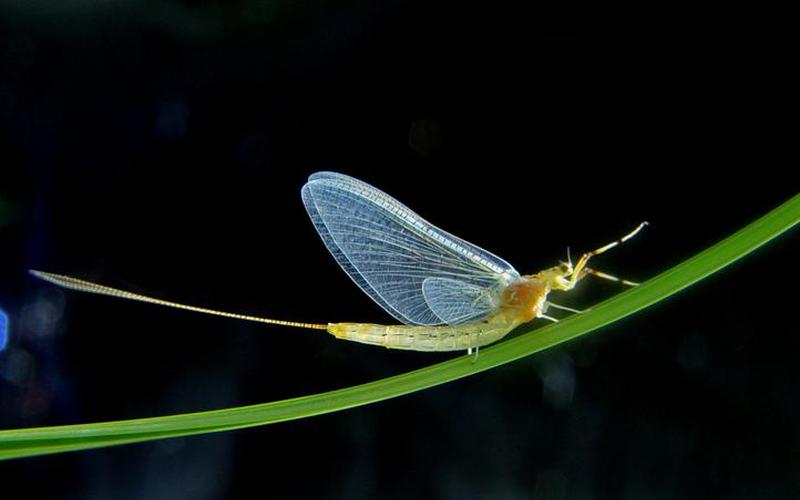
496 278 550 323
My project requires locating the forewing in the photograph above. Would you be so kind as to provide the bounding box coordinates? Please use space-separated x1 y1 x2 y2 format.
301 172 519 325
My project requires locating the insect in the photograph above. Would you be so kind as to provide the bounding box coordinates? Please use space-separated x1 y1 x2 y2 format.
31 172 647 354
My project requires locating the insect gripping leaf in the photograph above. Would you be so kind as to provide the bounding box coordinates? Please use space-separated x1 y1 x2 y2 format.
301 172 520 325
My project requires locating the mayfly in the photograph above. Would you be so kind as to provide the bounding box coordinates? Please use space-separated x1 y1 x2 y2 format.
31 172 647 354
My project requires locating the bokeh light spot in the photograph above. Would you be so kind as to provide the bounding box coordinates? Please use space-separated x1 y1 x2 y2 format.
0 309 8 351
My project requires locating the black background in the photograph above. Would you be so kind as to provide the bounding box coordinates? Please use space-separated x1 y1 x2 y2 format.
1 0 797 498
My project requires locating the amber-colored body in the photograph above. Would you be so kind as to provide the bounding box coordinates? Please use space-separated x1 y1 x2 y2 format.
328 275 552 351
326 213 648 352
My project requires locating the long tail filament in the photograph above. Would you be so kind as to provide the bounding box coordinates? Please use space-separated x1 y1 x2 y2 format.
29 270 328 331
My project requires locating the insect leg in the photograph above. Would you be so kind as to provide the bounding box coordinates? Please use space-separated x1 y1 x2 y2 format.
467 346 480 362
570 221 648 285
546 301 588 314
584 267 640 287
541 314 559 322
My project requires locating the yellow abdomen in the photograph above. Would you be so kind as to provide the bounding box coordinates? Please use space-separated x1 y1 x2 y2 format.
327 320 517 352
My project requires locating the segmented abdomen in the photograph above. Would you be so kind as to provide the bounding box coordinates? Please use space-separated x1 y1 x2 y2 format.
327 320 516 352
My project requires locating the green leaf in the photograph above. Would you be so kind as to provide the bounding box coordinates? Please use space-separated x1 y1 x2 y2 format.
2 193 799 460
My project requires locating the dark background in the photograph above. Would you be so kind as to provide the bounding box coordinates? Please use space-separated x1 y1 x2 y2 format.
1 0 797 498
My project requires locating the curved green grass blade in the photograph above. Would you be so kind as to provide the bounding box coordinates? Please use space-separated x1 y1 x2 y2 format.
2 193 799 460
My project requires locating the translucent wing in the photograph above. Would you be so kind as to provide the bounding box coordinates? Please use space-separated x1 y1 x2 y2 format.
421 277 499 325
301 172 520 325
